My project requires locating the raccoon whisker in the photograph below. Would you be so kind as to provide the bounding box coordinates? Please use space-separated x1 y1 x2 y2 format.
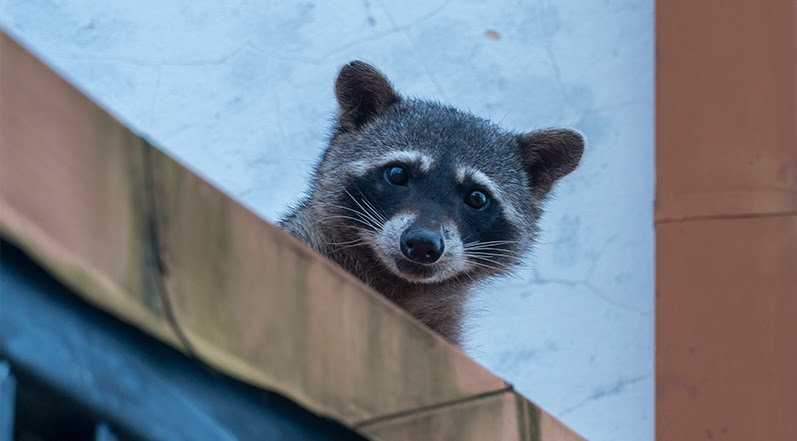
466 253 523 262
463 247 512 255
463 240 522 248
462 249 516 257
339 223 378 236
324 238 366 245
466 258 511 270
342 189 386 230
327 201 383 230
465 250 503 261
358 201 386 229
466 259 510 273
306 209 370 225
466 254 513 270
353 204 384 230
328 244 365 253
327 203 365 216
353 187 388 223
314 214 380 231
330 206 383 230
457 270 478 285
363 201 388 224
462 244 523 254
464 239 520 244
467 259 523 281
463 248 524 259
465 252 519 262
463 243 517 250
359 195 388 224
312 214 374 229
327 240 368 253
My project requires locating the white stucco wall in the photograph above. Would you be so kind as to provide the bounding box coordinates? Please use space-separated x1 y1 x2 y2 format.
0 1 654 440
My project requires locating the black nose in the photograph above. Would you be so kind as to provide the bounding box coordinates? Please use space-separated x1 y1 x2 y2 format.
400 229 444 263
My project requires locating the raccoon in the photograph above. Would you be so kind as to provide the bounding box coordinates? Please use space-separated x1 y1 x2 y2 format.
280 61 583 346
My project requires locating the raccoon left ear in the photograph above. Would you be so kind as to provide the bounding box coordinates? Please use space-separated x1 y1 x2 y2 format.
518 128 584 196
335 61 401 131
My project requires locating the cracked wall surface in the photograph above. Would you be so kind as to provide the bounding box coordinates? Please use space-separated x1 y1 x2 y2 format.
0 1 654 440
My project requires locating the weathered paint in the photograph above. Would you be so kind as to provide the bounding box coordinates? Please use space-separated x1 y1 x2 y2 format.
357 391 584 441
0 247 368 441
0 32 183 350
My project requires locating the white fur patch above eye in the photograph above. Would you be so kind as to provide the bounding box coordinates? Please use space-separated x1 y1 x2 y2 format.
455 165 523 226
347 150 434 176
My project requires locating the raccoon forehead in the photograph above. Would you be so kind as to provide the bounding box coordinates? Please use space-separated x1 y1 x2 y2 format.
455 165 524 226
346 150 434 176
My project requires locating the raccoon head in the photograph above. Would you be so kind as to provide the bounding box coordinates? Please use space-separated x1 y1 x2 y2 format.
315 61 584 285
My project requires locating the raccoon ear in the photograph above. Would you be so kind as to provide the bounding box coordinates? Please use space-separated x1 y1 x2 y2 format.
518 128 584 196
335 61 401 131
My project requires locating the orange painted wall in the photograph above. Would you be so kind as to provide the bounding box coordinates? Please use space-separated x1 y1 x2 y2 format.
656 1 797 440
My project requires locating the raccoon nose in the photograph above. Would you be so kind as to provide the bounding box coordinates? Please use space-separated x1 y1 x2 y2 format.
400 229 444 263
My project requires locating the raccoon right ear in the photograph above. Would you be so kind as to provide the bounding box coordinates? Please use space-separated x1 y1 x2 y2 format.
335 61 401 131
518 128 584 196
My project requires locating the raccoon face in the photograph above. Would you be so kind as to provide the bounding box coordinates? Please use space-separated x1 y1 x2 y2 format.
337 153 519 284
318 61 584 284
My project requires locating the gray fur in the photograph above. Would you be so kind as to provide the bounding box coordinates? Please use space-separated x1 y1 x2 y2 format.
280 61 583 346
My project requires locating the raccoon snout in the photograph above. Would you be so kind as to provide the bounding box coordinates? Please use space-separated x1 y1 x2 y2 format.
400 228 444 264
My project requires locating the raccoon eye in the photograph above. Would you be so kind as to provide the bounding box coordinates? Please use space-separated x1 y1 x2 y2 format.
385 165 409 186
465 190 489 210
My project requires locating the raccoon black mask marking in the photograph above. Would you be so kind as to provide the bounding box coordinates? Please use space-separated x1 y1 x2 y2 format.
280 61 584 346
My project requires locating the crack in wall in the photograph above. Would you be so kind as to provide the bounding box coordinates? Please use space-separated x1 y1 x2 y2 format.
557 374 649 416
529 234 652 315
